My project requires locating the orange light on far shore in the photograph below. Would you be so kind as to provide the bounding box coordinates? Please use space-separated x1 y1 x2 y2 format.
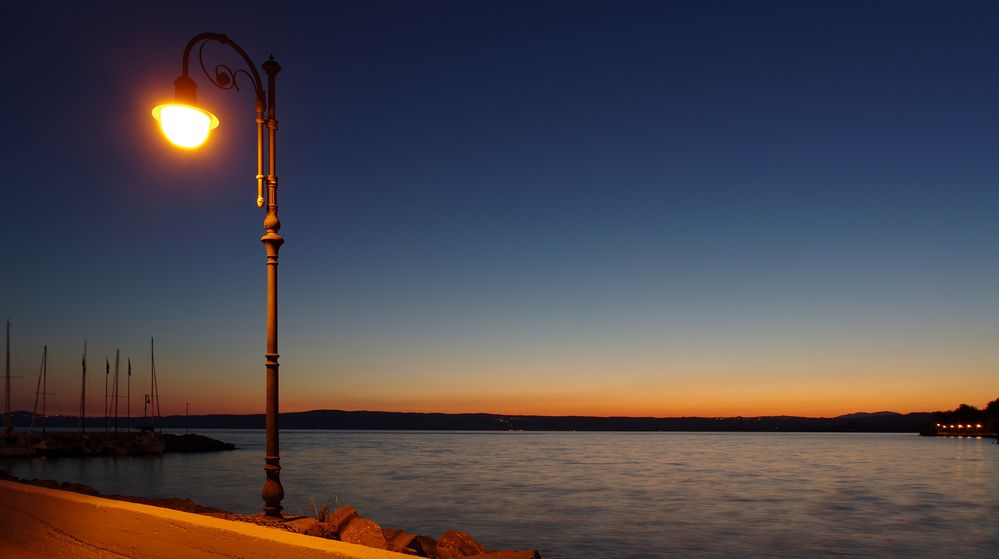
152 103 219 148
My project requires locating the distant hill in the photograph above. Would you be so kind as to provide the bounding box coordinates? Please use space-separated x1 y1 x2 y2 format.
9 408 935 433
835 411 902 420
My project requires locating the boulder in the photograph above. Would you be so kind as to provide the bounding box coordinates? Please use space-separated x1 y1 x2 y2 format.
59 481 101 496
437 530 489 558
326 505 359 531
162 433 235 452
409 534 438 557
303 520 340 539
384 529 418 552
25 478 60 489
340 516 388 549
284 516 318 534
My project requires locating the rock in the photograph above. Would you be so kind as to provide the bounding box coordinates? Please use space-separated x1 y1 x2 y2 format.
409 535 438 557
162 433 236 452
298 506 358 540
285 516 320 534
59 481 101 496
473 551 542 559
437 530 489 558
384 529 418 552
304 520 340 539
383 528 402 540
340 516 387 549
326 505 358 532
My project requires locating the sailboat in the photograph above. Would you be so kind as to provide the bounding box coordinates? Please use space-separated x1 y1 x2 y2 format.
0 320 31 456
128 337 165 455
75 340 100 456
1 320 31 457
3 320 14 443
29 346 64 457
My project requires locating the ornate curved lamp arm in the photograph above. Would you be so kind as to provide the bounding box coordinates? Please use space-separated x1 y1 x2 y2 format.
174 33 278 209
181 33 265 101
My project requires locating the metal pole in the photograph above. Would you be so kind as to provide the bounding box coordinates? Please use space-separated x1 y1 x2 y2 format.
41 346 47 438
29 348 42 440
4 320 11 438
260 55 285 517
104 357 109 438
127 358 131 432
113 349 120 435
80 340 86 435
152 337 160 433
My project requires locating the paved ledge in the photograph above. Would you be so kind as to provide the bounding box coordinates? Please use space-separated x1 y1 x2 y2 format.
0 479 411 559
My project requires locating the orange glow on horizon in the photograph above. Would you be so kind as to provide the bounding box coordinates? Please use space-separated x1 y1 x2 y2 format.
40 393 993 420
25 349 998 420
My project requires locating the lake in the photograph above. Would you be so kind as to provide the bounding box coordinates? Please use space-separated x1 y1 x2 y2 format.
2 431 997 558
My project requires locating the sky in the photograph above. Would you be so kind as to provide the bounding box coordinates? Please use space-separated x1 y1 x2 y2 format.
2 0 998 418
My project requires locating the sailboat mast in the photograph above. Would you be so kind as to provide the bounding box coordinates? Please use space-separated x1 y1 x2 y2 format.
41 346 47 438
113 349 120 434
4 320 11 437
127 358 131 431
151 337 160 433
29 347 43 440
80 340 87 435
104 356 109 436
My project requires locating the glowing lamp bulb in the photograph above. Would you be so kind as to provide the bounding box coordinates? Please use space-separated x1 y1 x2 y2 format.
152 103 219 148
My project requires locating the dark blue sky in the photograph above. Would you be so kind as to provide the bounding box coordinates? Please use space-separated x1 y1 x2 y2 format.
3 1 998 416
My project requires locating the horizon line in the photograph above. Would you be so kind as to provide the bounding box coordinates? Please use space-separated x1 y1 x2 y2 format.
10 407 935 421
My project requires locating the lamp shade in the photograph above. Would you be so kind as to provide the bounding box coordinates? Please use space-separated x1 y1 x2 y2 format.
152 103 220 149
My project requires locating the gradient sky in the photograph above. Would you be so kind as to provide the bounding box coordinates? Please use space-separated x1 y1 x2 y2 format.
2 0 998 418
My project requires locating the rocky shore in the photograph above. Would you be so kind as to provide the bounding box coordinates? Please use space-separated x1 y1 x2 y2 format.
0 470 543 559
280 505 541 559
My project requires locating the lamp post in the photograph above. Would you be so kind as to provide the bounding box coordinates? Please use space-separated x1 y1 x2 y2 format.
152 33 285 517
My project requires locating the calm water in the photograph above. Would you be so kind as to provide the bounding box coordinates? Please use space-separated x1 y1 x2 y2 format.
3 431 997 558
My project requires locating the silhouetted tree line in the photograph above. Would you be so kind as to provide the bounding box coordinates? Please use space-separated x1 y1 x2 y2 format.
928 398 999 434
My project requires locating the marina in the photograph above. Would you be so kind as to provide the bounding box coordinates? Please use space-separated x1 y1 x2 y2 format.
2 321 169 458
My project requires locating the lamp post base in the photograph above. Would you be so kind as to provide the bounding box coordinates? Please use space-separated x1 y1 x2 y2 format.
262 455 284 517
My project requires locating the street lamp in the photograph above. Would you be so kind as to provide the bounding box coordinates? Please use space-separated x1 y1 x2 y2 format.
152 33 285 517
151 102 218 149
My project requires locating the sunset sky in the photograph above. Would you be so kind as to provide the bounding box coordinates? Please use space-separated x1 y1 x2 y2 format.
3 0 998 418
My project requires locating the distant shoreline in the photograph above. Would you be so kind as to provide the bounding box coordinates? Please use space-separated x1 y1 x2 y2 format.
9 409 934 433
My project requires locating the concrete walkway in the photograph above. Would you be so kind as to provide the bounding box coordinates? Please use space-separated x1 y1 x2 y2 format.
0 479 410 559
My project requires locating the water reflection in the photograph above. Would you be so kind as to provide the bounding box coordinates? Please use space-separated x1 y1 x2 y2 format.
3 431 997 559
